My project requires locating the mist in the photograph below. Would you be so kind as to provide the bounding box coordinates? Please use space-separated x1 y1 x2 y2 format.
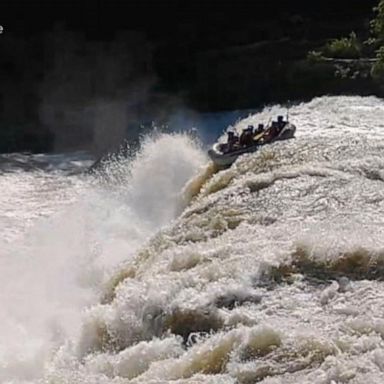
0 24 197 156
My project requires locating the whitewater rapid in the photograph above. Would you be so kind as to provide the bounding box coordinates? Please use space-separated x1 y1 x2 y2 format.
3 96 384 383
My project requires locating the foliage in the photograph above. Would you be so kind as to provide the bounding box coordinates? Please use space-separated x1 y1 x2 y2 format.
371 46 384 79
371 0 384 41
307 50 324 63
369 1 384 81
305 0 384 83
323 32 361 59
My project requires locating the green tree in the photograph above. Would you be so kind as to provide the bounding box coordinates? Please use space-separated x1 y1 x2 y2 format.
324 32 361 59
370 1 384 80
371 0 384 41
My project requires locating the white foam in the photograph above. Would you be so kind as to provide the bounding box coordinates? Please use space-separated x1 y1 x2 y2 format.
4 96 384 383
0 133 206 383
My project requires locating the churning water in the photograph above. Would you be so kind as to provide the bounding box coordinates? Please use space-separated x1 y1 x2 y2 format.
2 96 384 384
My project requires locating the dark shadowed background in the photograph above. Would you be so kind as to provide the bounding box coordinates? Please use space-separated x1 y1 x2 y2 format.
0 0 377 153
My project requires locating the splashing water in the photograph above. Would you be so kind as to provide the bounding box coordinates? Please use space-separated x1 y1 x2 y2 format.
0 133 206 383
3 96 384 383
